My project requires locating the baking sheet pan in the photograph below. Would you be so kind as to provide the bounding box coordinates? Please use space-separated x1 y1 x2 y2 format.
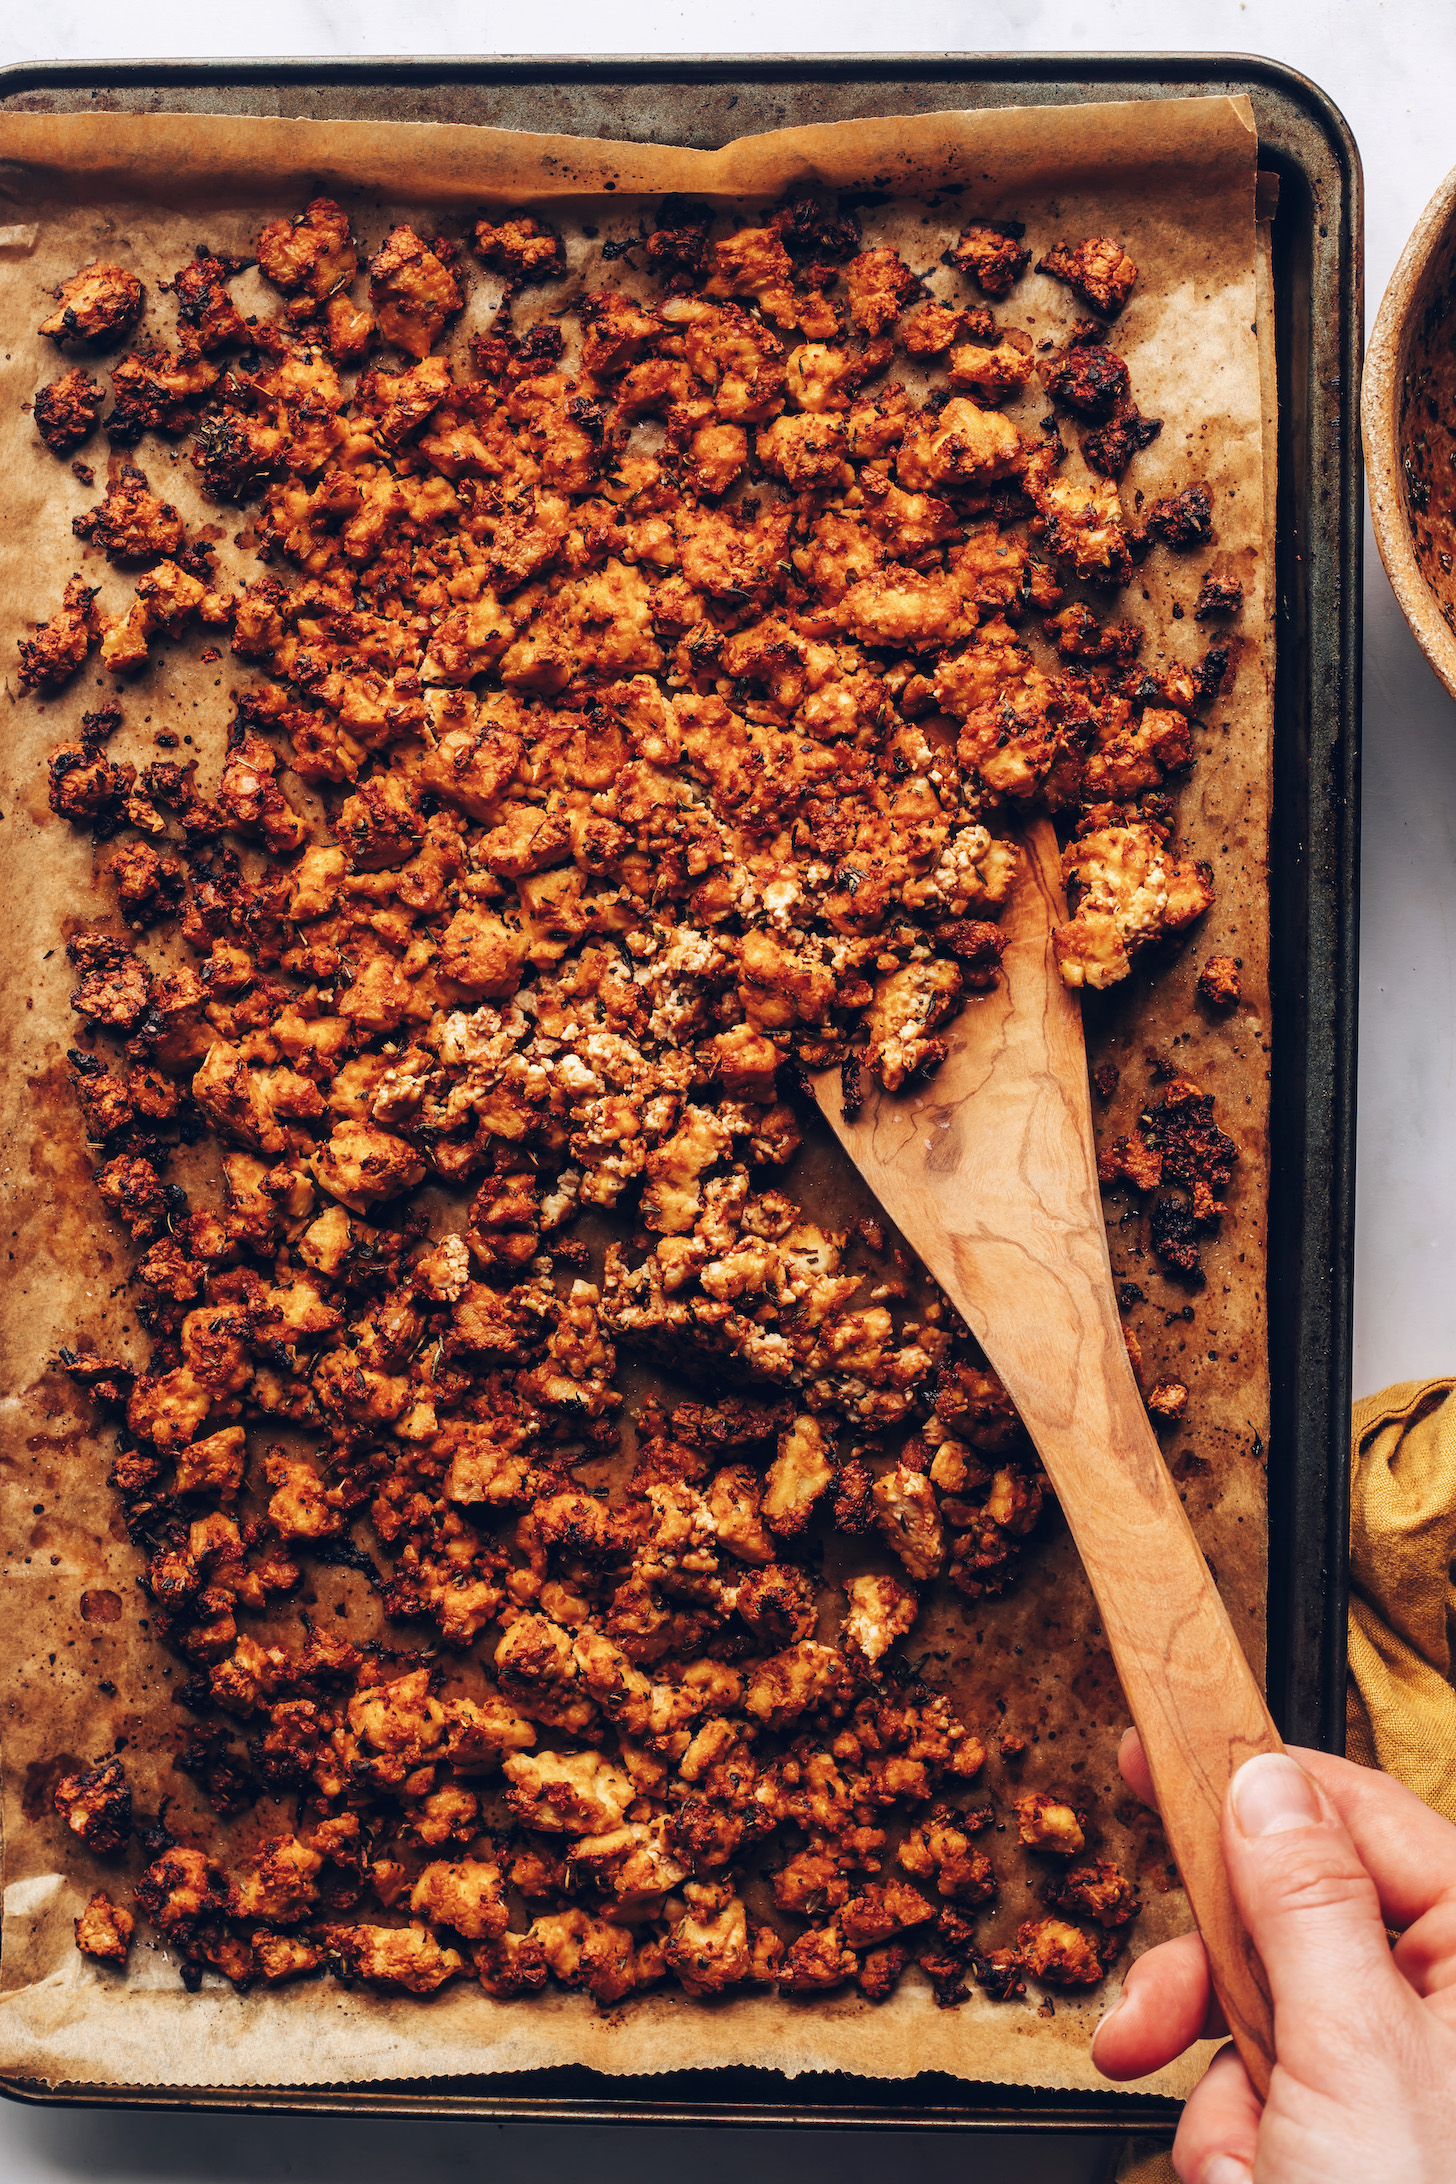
0 51 1362 2132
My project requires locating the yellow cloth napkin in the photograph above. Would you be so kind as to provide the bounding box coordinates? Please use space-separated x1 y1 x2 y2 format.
1344 1378 1456 1816
1114 1378 1456 2179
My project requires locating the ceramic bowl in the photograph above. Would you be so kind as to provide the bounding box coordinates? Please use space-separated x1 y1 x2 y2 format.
1364 156 1456 702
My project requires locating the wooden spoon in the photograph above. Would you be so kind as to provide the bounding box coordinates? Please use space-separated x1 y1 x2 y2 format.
815 816 1281 2096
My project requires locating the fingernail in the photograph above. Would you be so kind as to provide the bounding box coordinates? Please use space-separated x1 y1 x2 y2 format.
1088 1996 1124 2057
1230 1751 1322 1836
1201 2157 1253 2184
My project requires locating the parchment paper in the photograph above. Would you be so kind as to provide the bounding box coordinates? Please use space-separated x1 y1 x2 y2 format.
0 93 1271 2099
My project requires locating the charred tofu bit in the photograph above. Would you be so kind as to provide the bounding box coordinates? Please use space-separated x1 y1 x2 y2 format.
40 261 144 347
166 247 253 352
26 182 1242 2011
54 1758 132 1854
107 345 220 447
1146 1377 1189 1423
1040 334 1130 418
1048 1858 1141 1929
1195 569 1245 619
1198 954 1243 1009
33 368 105 454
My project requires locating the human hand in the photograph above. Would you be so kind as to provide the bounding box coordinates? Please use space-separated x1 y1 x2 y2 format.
1091 1732 1456 2182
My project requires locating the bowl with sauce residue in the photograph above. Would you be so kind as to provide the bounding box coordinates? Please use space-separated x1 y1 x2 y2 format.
1365 157 1456 704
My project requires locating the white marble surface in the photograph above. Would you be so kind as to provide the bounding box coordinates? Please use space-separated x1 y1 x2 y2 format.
2 2 1455 2174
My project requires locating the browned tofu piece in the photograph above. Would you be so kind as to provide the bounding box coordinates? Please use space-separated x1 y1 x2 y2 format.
857 1942 910 2001
324 291 376 361
1014 1790 1085 1856
1040 333 1132 416
953 225 1031 298
253 1932 323 1984
227 1834 323 1924
1144 483 1214 548
777 1923 859 1992
664 1883 758 1996
872 1464 946 1580
315 1120 427 1213
897 395 1022 494
474 215 566 284
320 1922 464 1992
255 198 358 300
471 1928 548 1997
126 1365 212 1454
73 470 186 563
107 343 219 446
1037 237 1138 317
763 1414 835 1538
899 1803 997 1904
901 302 989 355
946 333 1036 402
40 261 144 346
1048 1858 1141 1930
1030 471 1131 584
265 1448 344 1541
174 1425 247 1500
1080 399 1163 479
1057 823 1214 992
531 1907 665 2006
844 247 919 333
502 1748 635 1835
1146 1378 1189 1424
743 1641 857 1731
74 1890 133 1963
841 1573 919 1663
135 1846 225 1936
409 1858 509 1941
838 1877 935 1947
69 928 152 1034
1017 1914 1105 1987
734 1561 817 1644
369 225 462 359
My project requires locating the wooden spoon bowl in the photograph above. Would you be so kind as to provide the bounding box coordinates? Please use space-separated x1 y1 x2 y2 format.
815 819 1282 2095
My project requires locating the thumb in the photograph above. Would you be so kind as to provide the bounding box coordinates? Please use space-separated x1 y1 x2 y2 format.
1224 1752 1401 2023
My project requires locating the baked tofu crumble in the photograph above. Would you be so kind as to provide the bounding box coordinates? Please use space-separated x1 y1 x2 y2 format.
23 189 1246 2014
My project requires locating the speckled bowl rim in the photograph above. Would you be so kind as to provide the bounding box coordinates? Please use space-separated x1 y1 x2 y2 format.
1364 156 1456 704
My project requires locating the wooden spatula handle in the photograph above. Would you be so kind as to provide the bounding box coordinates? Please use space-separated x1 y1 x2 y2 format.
1067 1394 1283 2103
815 819 1280 2098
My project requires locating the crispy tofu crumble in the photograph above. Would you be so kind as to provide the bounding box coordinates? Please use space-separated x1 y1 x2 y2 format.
26 190 1240 2015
